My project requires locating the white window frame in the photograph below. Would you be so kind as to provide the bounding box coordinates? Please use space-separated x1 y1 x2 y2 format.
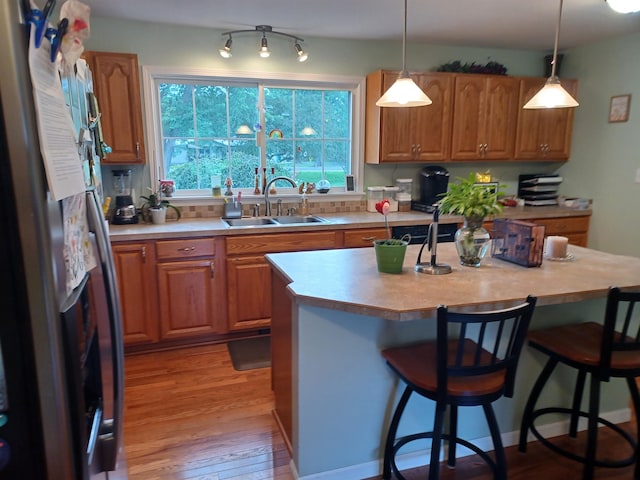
141 66 366 200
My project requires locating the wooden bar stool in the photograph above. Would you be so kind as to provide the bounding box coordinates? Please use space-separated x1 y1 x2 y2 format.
519 287 640 480
381 296 537 480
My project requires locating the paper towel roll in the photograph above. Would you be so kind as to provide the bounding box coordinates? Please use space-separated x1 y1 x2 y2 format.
545 236 568 258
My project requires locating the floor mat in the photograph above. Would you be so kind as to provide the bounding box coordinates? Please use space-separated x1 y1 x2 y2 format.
227 336 271 371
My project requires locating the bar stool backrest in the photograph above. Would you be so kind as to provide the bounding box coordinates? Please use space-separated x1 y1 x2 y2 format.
437 295 537 401
600 287 640 380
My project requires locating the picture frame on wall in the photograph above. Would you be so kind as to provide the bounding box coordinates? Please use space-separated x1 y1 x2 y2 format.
608 94 631 123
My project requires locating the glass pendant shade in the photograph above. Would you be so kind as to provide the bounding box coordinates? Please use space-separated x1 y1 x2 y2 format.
376 0 432 108
523 76 579 109
606 0 640 13
523 0 578 110
376 75 433 107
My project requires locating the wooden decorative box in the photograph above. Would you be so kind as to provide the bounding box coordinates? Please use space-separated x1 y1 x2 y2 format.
491 218 545 267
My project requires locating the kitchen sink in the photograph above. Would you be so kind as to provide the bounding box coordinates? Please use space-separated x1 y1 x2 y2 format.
223 215 329 227
223 217 278 227
271 215 328 224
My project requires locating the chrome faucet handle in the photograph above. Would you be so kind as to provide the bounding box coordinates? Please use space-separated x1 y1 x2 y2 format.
276 199 283 216
252 203 261 217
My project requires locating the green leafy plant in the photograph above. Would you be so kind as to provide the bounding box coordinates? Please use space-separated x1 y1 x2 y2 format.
140 185 182 221
438 173 505 219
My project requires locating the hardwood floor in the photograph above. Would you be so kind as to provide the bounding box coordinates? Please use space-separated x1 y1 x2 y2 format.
122 343 293 480
123 343 637 479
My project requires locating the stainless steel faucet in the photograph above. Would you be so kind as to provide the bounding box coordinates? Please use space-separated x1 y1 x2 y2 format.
264 176 296 216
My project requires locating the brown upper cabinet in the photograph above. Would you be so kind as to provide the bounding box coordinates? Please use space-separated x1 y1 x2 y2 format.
84 51 146 164
365 70 577 163
515 77 578 160
450 75 519 161
366 70 453 163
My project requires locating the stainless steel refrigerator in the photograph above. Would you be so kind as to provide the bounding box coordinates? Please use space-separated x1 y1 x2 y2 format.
0 0 126 478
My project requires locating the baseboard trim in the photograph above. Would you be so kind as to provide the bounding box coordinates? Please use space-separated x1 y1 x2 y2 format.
292 407 631 480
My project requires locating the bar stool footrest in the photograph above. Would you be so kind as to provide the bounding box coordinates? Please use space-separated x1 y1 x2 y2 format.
388 431 499 480
528 407 637 469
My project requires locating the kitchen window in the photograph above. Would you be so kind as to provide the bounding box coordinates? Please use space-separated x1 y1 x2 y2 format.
142 67 365 197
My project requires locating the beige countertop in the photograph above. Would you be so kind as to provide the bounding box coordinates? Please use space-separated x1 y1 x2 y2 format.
266 242 640 321
108 206 590 242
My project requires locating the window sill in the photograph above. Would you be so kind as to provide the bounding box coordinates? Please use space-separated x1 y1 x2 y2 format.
167 191 365 206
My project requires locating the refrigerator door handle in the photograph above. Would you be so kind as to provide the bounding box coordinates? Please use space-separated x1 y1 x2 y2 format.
86 189 125 472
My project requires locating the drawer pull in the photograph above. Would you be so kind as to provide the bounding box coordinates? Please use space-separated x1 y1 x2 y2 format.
177 246 196 252
362 236 377 242
141 245 146 263
210 262 215 278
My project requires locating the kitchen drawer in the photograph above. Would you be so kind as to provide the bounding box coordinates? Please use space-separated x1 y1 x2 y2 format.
531 216 590 235
342 228 387 248
226 231 337 255
155 237 215 260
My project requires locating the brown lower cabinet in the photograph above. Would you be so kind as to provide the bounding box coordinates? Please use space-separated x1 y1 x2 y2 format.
111 218 589 351
112 241 158 345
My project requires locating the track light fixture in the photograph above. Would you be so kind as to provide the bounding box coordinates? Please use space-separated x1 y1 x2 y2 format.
219 25 309 62
219 36 232 58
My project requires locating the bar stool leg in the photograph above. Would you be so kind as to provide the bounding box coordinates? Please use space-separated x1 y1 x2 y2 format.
583 375 601 480
485 403 507 480
626 377 640 479
382 386 413 480
447 405 458 468
569 369 587 437
428 401 447 480
519 357 559 452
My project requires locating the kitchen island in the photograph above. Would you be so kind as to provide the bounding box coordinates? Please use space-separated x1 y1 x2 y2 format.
266 243 640 480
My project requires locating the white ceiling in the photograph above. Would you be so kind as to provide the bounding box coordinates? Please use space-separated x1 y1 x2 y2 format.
84 0 640 50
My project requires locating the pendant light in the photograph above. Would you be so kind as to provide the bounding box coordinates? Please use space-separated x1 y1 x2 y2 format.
524 0 578 109
606 0 640 13
376 0 432 107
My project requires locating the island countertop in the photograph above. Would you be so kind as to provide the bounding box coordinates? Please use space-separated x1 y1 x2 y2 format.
266 242 640 321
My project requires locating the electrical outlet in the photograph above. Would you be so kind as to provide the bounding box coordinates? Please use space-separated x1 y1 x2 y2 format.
636 168 640 184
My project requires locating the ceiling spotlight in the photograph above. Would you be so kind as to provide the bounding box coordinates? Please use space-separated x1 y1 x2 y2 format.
295 43 309 62
606 0 640 13
219 36 232 58
219 25 309 63
259 34 270 58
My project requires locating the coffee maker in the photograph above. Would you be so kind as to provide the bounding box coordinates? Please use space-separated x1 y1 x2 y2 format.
411 166 450 213
111 169 138 224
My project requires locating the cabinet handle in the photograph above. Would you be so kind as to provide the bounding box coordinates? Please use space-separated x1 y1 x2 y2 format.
416 144 422 154
210 262 215 278
362 236 377 241
141 245 146 263
136 142 140 160
177 246 196 252
411 144 416 153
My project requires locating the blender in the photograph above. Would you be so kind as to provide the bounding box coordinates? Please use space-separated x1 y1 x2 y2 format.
111 169 138 224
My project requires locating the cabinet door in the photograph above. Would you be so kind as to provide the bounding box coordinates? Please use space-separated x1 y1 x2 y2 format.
451 75 518 160
84 51 145 164
112 242 158 345
515 78 577 160
156 259 220 340
226 255 272 331
483 76 518 159
367 70 453 163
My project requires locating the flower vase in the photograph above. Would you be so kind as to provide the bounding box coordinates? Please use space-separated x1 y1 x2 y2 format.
150 207 166 224
374 239 408 274
455 216 490 267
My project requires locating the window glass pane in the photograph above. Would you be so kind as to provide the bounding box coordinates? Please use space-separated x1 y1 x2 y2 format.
230 140 261 188
265 88 293 138
324 91 351 139
195 85 228 138
229 86 259 137
295 90 322 138
160 83 195 137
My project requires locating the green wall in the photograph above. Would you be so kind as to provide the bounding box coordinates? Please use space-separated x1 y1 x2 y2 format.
87 17 640 256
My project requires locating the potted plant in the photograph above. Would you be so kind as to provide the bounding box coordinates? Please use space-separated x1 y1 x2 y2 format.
438 173 504 267
140 185 182 224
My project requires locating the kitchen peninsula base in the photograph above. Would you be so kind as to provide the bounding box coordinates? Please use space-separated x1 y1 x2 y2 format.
267 243 640 479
